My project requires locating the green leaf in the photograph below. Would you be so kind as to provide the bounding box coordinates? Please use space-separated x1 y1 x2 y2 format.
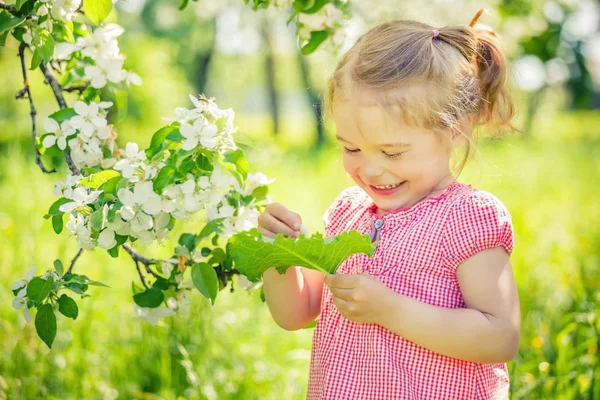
84 0 112 25
302 0 328 13
64 282 88 295
80 170 121 189
27 277 54 304
54 21 75 43
0 31 8 46
52 214 64 234
198 219 224 239
195 152 213 172
107 245 119 258
57 294 78 319
16 0 29 11
179 0 189 10
145 125 178 159
216 158 243 186
132 282 144 295
153 166 176 195
152 277 169 290
178 233 198 252
48 197 71 216
223 150 249 178
192 263 218 304
30 48 42 70
90 209 103 231
38 29 55 61
301 30 329 55
49 108 77 122
100 176 122 195
133 288 164 308
251 185 269 202
227 229 377 281
0 11 25 35
35 304 57 349
53 259 64 276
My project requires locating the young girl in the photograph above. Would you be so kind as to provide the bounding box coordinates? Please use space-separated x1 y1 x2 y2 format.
259 9 520 400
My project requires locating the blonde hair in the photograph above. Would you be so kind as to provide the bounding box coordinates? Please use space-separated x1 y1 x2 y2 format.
325 9 516 174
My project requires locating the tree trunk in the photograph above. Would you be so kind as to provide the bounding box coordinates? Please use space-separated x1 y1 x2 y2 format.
297 52 325 148
261 22 280 135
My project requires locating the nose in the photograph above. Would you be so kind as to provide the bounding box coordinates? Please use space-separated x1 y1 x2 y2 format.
360 159 385 181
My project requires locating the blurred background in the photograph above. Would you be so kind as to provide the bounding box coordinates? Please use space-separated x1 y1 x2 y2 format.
1 0 599 398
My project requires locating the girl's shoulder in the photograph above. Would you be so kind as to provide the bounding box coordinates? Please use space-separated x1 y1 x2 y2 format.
447 184 512 224
322 186 370 235
442 184 514 271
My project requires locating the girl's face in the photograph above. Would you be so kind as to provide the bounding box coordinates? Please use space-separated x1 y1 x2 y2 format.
333 97 460 215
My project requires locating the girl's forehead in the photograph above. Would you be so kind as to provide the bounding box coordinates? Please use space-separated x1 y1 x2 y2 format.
333 98 421 144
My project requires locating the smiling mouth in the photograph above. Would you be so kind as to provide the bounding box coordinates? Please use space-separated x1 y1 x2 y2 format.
370 182 404 190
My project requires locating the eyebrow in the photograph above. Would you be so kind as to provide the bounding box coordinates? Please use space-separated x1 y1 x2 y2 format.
335 135 411 148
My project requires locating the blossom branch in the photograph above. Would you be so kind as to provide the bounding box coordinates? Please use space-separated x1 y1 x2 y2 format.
134 259 148 289
123 243 160 279
0 1 16 11
17 43 56 174
38 61 81 175
64 248 84 277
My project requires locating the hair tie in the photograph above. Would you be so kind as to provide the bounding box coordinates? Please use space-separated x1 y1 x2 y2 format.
433 29 440 39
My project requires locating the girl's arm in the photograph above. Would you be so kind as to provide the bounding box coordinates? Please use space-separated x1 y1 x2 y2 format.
378 246 520 364
262 266 325 331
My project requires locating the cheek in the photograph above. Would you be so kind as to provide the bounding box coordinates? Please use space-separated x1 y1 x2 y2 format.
342 155 360 176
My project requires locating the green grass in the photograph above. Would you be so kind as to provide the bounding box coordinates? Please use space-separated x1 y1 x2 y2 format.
0 110 599 399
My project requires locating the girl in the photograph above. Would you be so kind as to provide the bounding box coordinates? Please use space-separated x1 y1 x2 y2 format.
259 9 520 400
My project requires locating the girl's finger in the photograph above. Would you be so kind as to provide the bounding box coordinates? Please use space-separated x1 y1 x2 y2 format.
259 213 299 238
257 225 277 239
267 203 302 231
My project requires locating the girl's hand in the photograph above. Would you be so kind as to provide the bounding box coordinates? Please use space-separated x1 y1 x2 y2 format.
257 202 303 239
324 273 393 325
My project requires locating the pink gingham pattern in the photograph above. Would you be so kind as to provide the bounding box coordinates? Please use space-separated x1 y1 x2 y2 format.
307 181 514 400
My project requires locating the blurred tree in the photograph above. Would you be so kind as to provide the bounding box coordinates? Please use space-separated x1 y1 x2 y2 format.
260 19 281 135
139 0 219 94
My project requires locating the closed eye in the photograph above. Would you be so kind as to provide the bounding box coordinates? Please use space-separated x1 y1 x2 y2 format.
344 147 405 160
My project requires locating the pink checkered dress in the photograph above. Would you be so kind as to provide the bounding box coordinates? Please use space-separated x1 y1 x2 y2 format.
307 181 514 400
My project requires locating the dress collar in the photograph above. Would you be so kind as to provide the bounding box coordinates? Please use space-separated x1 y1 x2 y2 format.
364 180 464 224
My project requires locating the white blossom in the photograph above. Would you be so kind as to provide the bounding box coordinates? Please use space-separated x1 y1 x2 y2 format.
70 101 112 138
243 172 275 196
180 118 219 151
53 173 82 197
50 0 81 22
42 118 75 150
10 266 36 291
135 305 176 325
114 143 147 179
59 187 101 212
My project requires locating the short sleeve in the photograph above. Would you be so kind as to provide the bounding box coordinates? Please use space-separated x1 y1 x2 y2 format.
443 190 514 273
322 186 364 237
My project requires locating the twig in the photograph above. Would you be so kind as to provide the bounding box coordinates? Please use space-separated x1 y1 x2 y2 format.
38 61 81 175
123 243 161 279
17 43 56 174
63 85 88 93
135 260 148 289
0 1 16 11
64 248 84 277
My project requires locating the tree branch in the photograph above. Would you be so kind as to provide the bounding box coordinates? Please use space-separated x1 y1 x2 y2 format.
17 43 56 174
64 248 84 277
123 243 161 279
38 61 81 175
135 259 148 289
0 1 16 11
